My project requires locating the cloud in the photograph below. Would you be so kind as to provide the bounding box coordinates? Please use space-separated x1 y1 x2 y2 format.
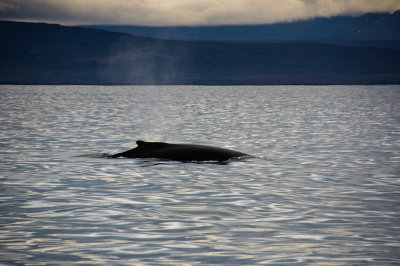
0 0 399 26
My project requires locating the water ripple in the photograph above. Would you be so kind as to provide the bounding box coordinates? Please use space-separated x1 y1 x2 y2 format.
1 85 400 265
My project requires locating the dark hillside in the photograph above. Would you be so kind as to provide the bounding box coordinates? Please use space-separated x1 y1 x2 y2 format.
0 21 168 84
1 21 400 85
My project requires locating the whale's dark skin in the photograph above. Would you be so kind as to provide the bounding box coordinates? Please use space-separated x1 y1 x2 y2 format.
111 140 251 162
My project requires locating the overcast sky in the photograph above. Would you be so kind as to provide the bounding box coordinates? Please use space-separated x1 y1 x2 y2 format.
0 0 399 26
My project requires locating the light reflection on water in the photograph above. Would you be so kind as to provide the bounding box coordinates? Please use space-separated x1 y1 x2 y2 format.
1 85 400 265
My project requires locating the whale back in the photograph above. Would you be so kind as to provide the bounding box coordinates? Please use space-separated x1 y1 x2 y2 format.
136 140 169 147
111 140 250 161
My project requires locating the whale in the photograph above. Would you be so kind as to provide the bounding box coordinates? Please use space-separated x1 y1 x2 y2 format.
110 140 251 162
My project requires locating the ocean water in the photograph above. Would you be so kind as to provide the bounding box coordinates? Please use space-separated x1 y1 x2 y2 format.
1 85 399 265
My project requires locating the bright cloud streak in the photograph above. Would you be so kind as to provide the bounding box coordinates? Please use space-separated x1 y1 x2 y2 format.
0 0 399 26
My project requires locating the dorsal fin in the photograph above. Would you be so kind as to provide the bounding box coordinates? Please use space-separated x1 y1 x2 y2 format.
136 140 147 146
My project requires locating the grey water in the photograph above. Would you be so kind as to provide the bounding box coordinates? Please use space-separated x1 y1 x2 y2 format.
1 85 399 265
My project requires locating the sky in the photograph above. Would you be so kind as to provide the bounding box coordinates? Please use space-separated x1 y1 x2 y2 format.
0 0 399 26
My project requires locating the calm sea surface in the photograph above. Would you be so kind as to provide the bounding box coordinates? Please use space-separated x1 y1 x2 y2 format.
1 85 399 265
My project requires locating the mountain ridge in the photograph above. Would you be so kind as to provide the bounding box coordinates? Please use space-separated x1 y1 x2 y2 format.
1 20 399 85
83 11 400 45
